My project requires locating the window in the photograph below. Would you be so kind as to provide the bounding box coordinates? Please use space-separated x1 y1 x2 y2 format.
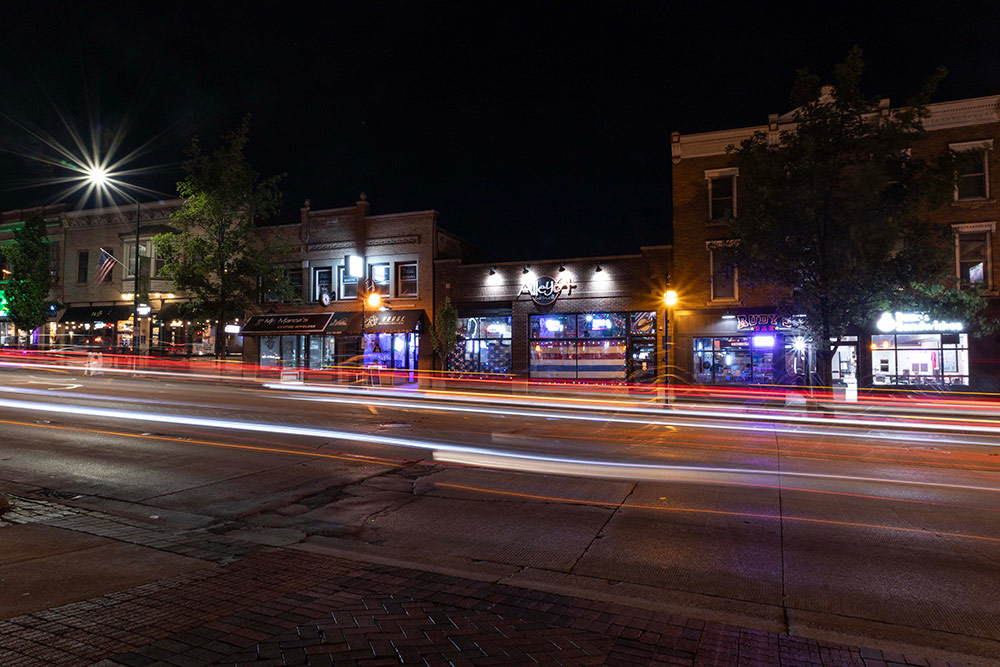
951 140 992 201
448 316 513 375
77 251 89 284
396 262 417 297
954 222 994 290
369 263 390 296
48 241 59 281
871 333 969 386
709 247 737 301
338 266 358 299
289 268 303 301
528 313 654 381
706 168 738 222
124 241 147 278
313 267 333 302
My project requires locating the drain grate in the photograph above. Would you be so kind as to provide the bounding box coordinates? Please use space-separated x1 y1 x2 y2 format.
35 489 85 500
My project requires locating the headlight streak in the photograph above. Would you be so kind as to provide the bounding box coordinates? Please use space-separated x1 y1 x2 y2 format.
262 382 1000 436
1 395 999 496
263 388 1000 448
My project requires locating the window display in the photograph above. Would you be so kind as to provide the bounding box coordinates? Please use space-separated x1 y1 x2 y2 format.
693 335 786 384
870 333 968 386
450 316 513 375
529 312 653 381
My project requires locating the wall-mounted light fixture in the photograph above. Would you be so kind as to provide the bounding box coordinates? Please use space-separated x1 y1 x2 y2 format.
489 266 496 276
558 264 566 273
522 265 530 274
595 263 603 273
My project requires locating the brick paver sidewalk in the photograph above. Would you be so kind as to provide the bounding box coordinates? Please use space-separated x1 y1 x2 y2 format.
0 496 973 666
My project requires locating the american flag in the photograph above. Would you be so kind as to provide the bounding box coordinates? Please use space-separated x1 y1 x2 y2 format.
95 249 116 283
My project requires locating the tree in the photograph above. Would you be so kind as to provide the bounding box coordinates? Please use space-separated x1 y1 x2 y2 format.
428 297 459 370
155 116 290 357
726 46 990 387
6 213 53 346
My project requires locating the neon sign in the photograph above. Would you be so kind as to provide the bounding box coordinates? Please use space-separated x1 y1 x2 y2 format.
736 313 793 332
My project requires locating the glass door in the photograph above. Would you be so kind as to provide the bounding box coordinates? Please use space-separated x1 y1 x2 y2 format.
629 339 657 383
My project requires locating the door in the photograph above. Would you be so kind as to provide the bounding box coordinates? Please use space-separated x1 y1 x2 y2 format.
629 338 657 383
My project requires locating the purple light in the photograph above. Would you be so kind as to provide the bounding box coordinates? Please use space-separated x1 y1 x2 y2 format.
753 335 775 348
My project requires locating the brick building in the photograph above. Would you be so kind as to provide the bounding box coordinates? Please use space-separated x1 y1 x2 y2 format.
434 247 671 383
240 196 478 378
671 94 1000 391
0 199 205 352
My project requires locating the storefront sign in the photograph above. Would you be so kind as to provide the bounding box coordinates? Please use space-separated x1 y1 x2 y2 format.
242 313 333 334
519 275 575 306
875 311 963 333
0 290 7 318
736 313 794 332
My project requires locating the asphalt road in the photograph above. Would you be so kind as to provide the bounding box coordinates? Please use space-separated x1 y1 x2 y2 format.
2 364 1000 661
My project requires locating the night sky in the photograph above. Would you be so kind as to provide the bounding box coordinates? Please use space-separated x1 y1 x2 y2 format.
2 2 999 261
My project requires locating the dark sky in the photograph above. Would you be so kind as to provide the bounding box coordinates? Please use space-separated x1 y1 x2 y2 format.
2 2 999 260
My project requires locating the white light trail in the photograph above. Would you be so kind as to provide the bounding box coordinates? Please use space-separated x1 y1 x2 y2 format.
0 394 999 495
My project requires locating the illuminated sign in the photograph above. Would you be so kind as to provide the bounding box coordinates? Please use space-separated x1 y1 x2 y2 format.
224 324 241 334
519 275 575 306
346 254 364 278
0 290 6 318
736 313 794 332
875 311 963 333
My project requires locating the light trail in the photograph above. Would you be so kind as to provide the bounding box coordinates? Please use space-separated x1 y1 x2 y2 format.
436 483 1000 545
1 394 999 496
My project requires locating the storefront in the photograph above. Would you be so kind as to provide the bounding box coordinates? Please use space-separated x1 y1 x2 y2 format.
435 248 672 384
866 311 969 388
57 305 134 350
243 309 424 381
681 311 816 386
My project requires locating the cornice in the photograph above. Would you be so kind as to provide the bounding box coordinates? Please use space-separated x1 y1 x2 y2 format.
306 235 420 252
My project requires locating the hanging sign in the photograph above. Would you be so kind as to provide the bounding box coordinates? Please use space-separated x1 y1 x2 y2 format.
519 275 575 306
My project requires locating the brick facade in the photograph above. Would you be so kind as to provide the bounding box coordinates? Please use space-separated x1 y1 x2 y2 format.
671 95 1000 391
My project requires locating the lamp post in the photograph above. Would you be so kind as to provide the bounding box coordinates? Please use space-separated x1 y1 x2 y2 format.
663 289 678 404
85 168 142 358
360 279 381 384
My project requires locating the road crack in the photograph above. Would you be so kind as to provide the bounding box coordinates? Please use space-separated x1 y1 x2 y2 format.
568 483 637 575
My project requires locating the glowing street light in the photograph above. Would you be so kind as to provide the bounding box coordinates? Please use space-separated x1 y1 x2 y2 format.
663 290 678 307
84 170 142 358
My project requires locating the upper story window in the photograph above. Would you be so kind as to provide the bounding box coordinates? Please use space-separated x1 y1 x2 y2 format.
77 251 89 284
396 262 417 297
369 262 390 296
123 240 166 279
951 140 992 201
707 242 738 302
705 167 738 223
954 222 995 290
338 265 358 300
313 267 333 302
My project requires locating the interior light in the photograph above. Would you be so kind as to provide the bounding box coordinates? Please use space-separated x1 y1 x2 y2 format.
753 335 775 348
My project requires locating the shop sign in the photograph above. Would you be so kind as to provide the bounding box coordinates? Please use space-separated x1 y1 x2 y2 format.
0 290 6 318
736 313 794 332
875 311 963 333
519 275 575 305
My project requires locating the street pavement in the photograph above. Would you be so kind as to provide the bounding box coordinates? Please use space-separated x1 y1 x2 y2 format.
0 494 974 667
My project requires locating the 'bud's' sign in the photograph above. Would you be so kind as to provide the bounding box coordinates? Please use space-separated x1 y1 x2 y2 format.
519 275 575 306
736 313 794 332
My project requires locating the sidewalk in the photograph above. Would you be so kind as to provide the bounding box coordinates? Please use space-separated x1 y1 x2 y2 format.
0 495 974 667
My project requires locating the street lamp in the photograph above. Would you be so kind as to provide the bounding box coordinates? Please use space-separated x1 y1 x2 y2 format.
663 290 679 403
85 168 141 357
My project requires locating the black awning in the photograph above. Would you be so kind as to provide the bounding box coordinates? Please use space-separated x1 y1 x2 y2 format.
325 312 361 334
242 313 333 335
360 309 424 334
59 305 134 324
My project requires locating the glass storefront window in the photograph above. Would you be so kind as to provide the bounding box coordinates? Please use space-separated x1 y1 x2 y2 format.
631 312 656 335
530 341 577 378
714 337 751 383
693 338 713 383
870 333 969 386
530 314 577 339
694 334 797 384
450 316 513 374
260 336 280 367
578 313 626 338
578 340 626 379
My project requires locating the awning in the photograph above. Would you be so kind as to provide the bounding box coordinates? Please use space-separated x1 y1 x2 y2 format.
359 309 424 334
59 305 134 324
325 311 360 334
242 313 333 334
